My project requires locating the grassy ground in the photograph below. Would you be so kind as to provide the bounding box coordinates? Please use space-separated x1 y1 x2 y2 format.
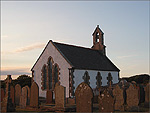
15 102 149 112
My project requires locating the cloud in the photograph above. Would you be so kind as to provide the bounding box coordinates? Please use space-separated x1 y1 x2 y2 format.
2 43 45 55
117 55 137 59
14 43 45 53
1 67 31 76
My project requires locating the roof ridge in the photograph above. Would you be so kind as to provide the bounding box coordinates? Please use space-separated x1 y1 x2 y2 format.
51 41 74 67
53 41 100 52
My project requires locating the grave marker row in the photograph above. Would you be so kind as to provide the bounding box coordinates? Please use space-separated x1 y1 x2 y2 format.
14 83 38 108
74 81 143 112
1 75 40 112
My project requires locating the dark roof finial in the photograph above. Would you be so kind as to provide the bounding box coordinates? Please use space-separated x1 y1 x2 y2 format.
97 25 99 28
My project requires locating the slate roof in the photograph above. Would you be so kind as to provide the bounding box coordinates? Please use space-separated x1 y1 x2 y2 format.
53 41 120 71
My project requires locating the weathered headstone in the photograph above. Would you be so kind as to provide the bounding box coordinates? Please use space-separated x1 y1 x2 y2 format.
66 98 75 104
126 84 139 110
93 88 99 103
144 83 150 103
99 89 114 112
15 84 21 105
113 85 124 111
137 85 141 101
25 85 30 105
1 88 5 102
20 87 28 108
55 82 60 88
46 90 53 104
131 81 137 87
10 85 15 104
55 85 66 108
119 79 128 88
1 75 15 112
30 82 39 108
75 82 93 112
139 85 145 103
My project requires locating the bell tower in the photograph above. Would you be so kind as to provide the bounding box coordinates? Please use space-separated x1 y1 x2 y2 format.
91 25 106 55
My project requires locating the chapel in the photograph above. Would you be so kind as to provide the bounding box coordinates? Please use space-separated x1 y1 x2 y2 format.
31 25 120 97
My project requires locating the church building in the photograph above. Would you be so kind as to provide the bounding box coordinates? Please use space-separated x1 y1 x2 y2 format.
31 25 120 98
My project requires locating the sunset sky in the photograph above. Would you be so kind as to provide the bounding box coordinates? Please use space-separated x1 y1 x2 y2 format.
1 1 149 80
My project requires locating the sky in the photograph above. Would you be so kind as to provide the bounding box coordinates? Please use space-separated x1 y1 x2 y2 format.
1 1 149 80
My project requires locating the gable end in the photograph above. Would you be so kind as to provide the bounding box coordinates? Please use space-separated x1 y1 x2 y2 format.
31 40 73 71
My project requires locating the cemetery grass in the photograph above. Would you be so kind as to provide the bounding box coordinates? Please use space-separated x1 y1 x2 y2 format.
15 104 149 112
15 106 39 112
138 103 150 112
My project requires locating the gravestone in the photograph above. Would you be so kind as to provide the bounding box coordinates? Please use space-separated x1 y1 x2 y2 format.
126 84 139 110
30 82 39 108
93 88 99 103
15 84 21 105
119 79 128 88
75 82 93 112
46 90 53 104
99 89 114 112
20 87 28 108
144 83 150 103
113 85 124 111
1 88 5 102
131 81 137 87
136 85 141 102
138 85 145 103
10 85 15 104
1 75 15 112
55 82 60 88
55 85 66 108
25 85 30 105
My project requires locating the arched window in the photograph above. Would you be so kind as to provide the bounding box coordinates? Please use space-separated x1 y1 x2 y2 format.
47 57 53 90
96 72 102 88
107 73 113 86
82 71 90 85
41 64 47 90
54 64 59 87
96 32 99 43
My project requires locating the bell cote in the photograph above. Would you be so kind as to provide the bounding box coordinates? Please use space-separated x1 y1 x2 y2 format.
91 25 106 55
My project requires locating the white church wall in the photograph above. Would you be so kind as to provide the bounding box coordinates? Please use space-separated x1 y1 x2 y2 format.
33 41 72 97
73 69 119 89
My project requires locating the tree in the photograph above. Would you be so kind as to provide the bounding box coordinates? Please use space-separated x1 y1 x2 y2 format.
12 75 32 87
122 74 150 85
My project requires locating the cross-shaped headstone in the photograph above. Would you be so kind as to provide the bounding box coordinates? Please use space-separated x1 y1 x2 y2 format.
1 75 15 112
5 75 12 98
5 75 12 84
